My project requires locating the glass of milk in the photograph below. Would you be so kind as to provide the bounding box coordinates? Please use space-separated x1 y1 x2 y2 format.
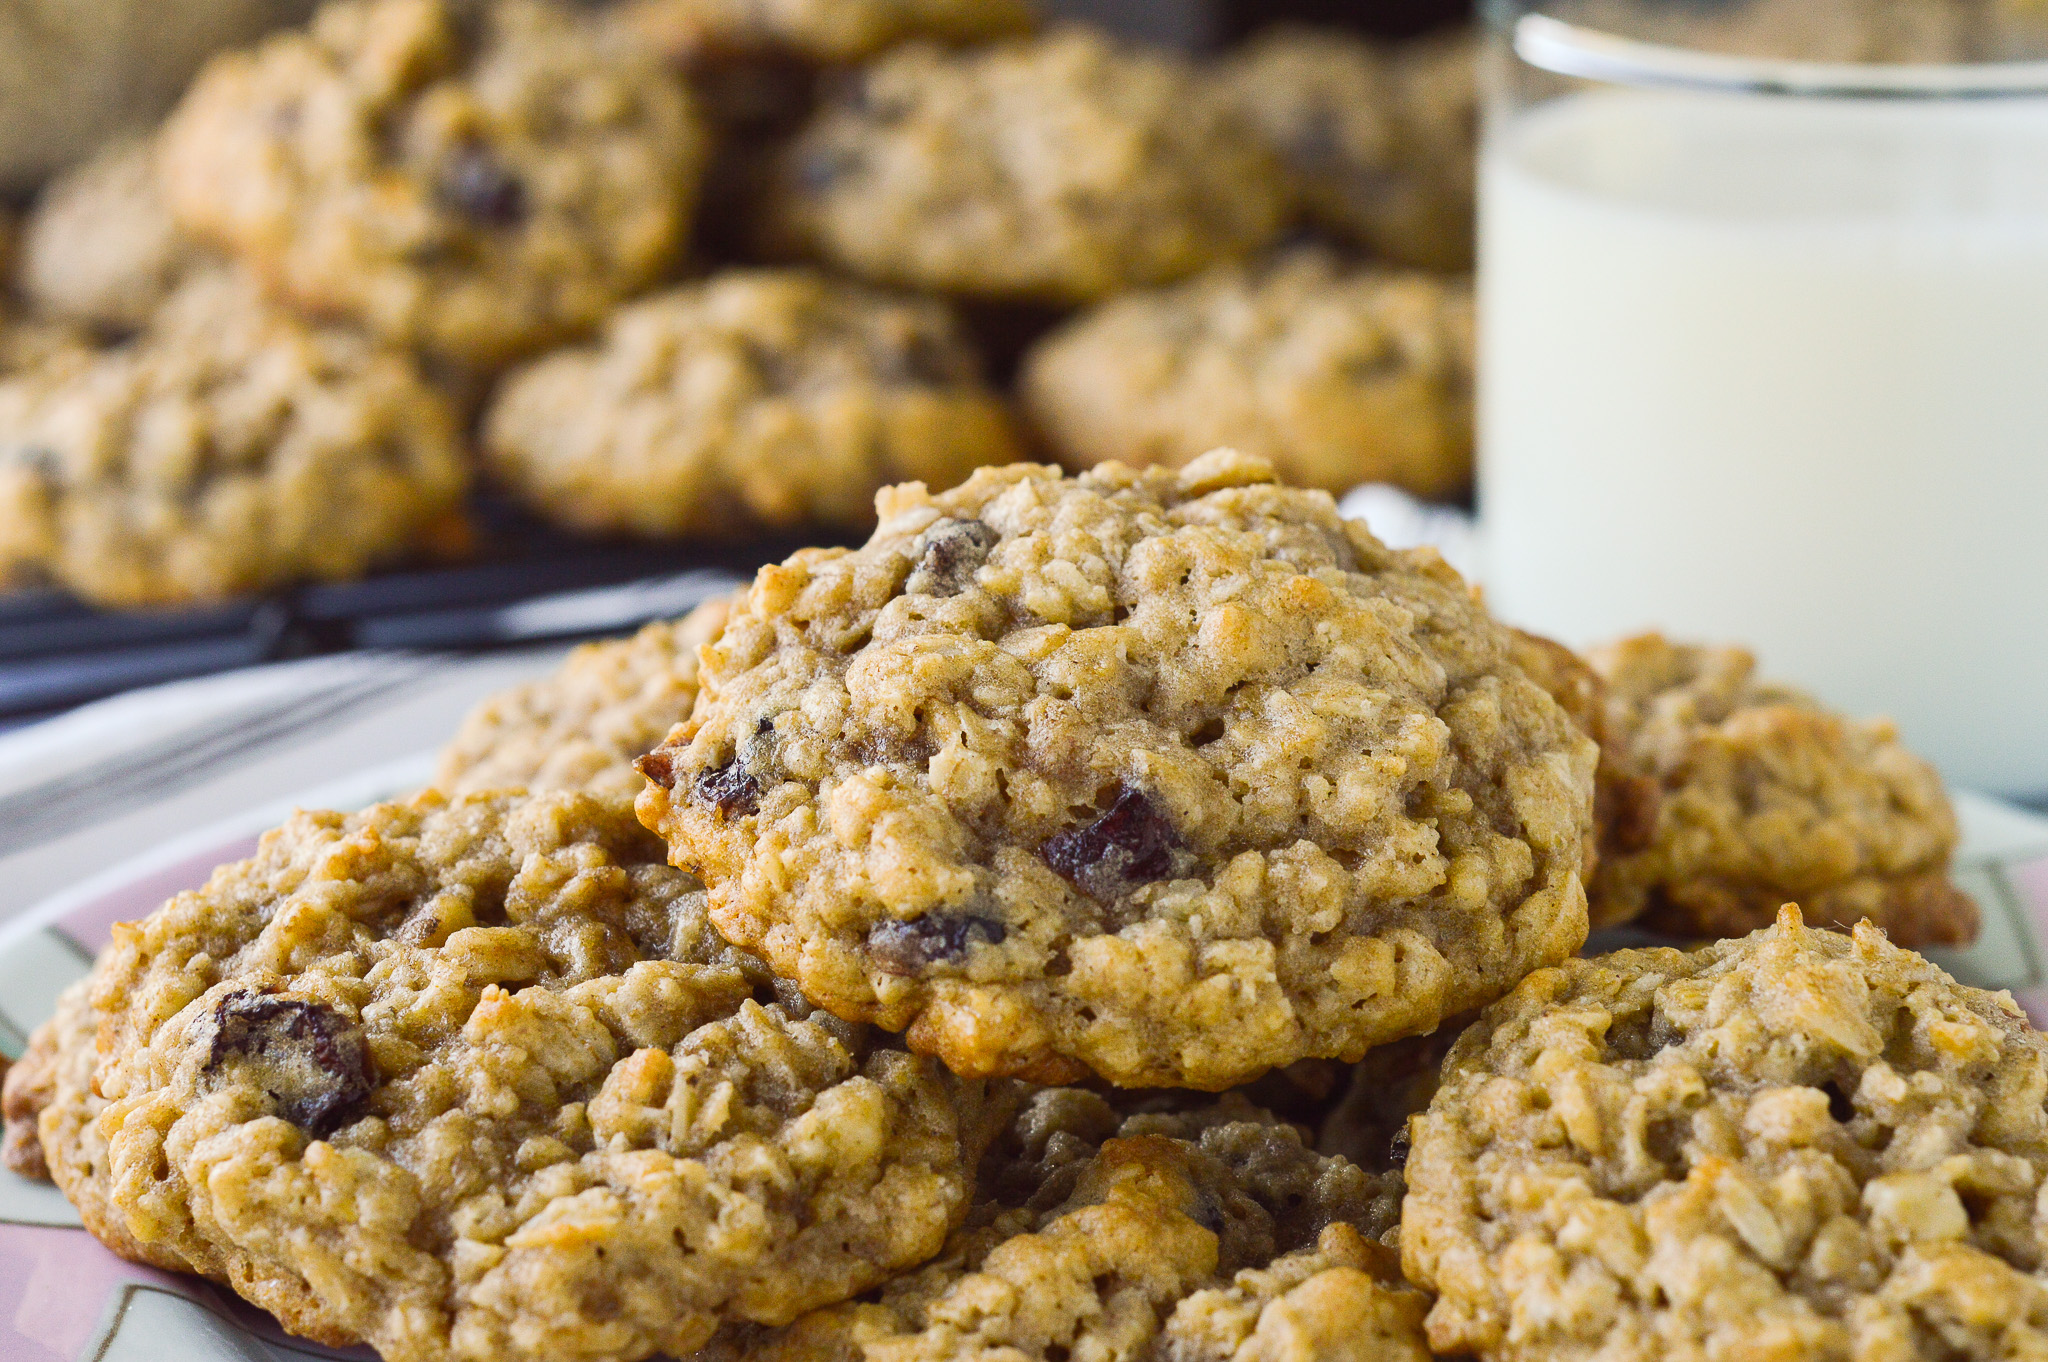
1479 1 2048 797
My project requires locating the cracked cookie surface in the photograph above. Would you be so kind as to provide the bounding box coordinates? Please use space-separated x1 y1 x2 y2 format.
765 29 1288 303
638 450 1597 1088
0 267 467 607
1404 907 2048 1361
702 1088 1425 1362
1022 248 1474 499
1587 633 1974 945
482 269 1021 538
441 596 736 803
160 0 707 367
82 787 990 1362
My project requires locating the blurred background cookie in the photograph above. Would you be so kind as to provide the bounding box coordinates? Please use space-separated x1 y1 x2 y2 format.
482 268 1021 537
159 0 710 368
764 28 1290 303
18 134 200 334
0 269 468 607
1022 247 1474 498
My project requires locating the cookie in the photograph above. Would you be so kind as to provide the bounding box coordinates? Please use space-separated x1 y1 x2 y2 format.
19 134 197 332
1223 26 1478 273
1403 906 2048 1361
765 29 1289 303
79 786 992 1362
0 268 468 608
1587 633 1975 946
620 0 1035 65
440 596 736 801
704 1088 1426 1362
1021 249 1475 500
159 0 708 368
637 450 1599 1089
1 979 186 1270
482 269 1022 538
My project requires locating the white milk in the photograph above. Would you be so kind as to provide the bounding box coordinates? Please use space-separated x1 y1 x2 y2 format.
1481 87 2048 795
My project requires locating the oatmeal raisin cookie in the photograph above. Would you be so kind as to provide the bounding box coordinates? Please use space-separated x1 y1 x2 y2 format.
1022 249 1474 499
80 787 991 1362
1223 27 1478 272
620 0 1034 64
160 0 708 367
440 596 736 802
0 268 467 607
765 29 1289 303
703 1088 1425 1362
637 450 1598 1088
1404 906 2048 1361
482 269 1021 538
1588 633 1975 945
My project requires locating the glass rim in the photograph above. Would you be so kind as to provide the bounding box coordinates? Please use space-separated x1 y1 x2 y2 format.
1508 12 2048 98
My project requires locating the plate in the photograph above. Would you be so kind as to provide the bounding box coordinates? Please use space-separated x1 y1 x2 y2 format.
1 776 2044 1362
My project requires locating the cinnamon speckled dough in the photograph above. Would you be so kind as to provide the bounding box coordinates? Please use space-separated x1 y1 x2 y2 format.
1223 27 1478 273
21 134 198 331
1022 250 1475 500
483 270 1022 538
1404 907 2048 1362
440 596 737 802
638 451 1599 1089
0 269 468 608
701 1088 1426 1362
1588 633 1975 946
159 0 708 367
620 0 1035 63
83 787 993 1362
766 29 1290 303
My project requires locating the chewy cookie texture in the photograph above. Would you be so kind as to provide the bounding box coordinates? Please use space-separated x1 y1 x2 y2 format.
1588 633 1976 946
18 788 990 1362
1404 907 2048 1362
703 1087 1428 1362
639 451 1599 1089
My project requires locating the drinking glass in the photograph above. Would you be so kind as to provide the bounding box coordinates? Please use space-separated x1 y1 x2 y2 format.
1478 0 2048 796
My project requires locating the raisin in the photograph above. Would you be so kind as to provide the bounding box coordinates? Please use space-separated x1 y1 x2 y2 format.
205 992 372 1138
695 761 760 817
1823 1080 1857 1124
1041 786 1180 902
882 331 970 387
636 747 678 789
796 144 863 193
867 912 1006 976
1387 1125 1411 1171
440 143 527 226
906 518 998 597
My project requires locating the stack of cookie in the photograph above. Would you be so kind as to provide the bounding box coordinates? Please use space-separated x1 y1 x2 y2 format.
6 452 2018 1362
0 0 1491 610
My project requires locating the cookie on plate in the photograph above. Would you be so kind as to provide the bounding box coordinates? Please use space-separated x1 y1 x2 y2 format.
79 787 993 1362
637 450 1599 1089
440 595 737 802
620 0 1035 65
764 29 1289 303
704 1087 1426 1362
1587 633 1976 946
1404 906 2048 1361
19 134 198 332
1223 27 1478 273
0 268 468 607
482 269 1022 538
1021 249 1475 499
159 0 708 368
